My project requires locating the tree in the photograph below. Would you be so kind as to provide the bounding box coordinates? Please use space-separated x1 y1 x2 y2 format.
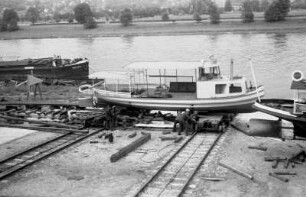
161 12 170 20
251 0 261 12
225 0 233 12
74 3 93 24
3 9 19 24
0 18 7 31
68 18 74 23
25 7 40 25
261 0 270 11
84 17 97 29
8 19 19 31
291 0 306 9
191 0 208 15
241 0 254 23
193 13 202 22
264 0 290 22
120 8 133 26
53 12 61 23
278 0 291 16
208 2 220 24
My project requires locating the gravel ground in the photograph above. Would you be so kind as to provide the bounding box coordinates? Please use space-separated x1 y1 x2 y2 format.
0 112 306 197
1 83 306 197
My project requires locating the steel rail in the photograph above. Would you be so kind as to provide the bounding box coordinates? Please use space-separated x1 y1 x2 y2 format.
178 132 223 197
132 131 223 197
0 129 102 180
0 132 71 164
133 132 198 197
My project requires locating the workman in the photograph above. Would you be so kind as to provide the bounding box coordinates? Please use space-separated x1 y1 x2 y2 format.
173 109 190 135
110 106 118 131
189 111 199 134
104 106 112 130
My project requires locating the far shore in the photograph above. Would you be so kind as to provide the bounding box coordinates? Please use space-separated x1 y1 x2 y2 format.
1 16 306 40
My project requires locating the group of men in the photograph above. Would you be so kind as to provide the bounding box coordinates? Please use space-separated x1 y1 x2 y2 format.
103 105 198 136
173 108 198 136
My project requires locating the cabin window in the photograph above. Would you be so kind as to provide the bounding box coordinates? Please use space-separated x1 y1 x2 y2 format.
215 84 226 94
229 83 242 93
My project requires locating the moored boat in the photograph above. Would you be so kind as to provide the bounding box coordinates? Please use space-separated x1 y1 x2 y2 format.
0 56 89 81
80 57 264 113
253 71 306 137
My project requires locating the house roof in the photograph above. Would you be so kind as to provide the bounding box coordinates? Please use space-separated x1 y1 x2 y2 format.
291 80 306 90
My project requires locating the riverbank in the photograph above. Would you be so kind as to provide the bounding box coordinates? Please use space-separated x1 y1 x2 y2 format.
1 17 306 40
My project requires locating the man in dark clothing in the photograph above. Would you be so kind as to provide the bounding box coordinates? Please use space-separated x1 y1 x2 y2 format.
173 109 190 135
189 111 199 134
110 106 118 130
104 106 112 130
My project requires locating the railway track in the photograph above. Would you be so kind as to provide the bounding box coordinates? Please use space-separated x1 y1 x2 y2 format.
132 131 223 197
0 129 101 180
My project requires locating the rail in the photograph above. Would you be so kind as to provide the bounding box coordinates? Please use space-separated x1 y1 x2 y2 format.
132 131 223 197
0 129 102 180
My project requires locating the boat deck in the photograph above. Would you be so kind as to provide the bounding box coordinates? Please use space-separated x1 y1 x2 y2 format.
135 88 197 100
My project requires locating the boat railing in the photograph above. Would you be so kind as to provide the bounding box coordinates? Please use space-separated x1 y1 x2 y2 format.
95 89 132 98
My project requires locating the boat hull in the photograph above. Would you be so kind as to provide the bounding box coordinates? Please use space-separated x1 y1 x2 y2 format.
253 99 306 137
93 87 264 113
0 60 89 81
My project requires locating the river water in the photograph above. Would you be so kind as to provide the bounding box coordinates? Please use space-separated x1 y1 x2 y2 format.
1 32 305 99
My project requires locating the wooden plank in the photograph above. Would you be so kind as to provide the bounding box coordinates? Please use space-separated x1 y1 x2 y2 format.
110 132 151 162
128 131 137 138
160 136 177 141
269 173 289 182
219 162 254 180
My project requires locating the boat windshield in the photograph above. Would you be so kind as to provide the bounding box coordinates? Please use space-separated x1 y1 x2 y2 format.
198 66 221 81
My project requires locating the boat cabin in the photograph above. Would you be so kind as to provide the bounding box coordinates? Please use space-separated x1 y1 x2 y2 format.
291 79 306 115
91 59 255 101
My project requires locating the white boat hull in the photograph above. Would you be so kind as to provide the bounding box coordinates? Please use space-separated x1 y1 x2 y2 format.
93 87 264 113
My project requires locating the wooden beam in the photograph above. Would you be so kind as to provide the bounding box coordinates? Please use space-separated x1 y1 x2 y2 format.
110 132 151 162
0 114 80 129
219 162 254 180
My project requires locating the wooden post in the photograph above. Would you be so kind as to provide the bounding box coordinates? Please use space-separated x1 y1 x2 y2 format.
110 132 151 162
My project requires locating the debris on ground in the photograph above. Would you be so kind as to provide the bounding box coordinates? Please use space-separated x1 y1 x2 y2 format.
219 162 254 180
247 145 268 151
269 172 289 182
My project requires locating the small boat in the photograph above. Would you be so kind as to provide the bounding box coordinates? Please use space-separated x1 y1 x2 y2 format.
80 57 264 113
253 71 306 137
0 56 89 81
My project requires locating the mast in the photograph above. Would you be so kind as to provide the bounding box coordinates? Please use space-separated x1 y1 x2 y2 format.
249 59 261 103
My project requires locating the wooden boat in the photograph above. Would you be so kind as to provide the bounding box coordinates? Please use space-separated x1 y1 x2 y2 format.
80 57 264 113
253 71 306 137
0 56 89 81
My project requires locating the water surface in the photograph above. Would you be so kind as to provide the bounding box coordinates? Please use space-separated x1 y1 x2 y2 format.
1 32 305 98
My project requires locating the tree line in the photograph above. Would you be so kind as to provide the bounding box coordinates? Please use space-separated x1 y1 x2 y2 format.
0 0 294 32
